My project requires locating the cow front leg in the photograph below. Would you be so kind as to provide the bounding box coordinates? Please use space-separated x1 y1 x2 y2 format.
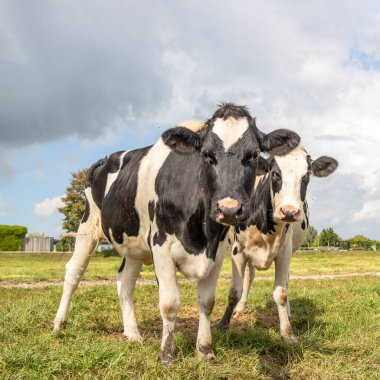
116 257 143 341
53 220 101 332
218 252 246 329
233 260 255 317
153 249 180 363
273 246 298 343
196 249 226 361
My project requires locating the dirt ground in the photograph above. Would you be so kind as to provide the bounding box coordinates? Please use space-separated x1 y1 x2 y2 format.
1 271 379 288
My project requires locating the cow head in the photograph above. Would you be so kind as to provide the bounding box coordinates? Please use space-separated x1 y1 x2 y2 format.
262 146 338 224
162 103 300 225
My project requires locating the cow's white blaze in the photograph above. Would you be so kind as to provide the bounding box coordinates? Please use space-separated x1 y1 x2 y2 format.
212 117 249 150
272 146 309 220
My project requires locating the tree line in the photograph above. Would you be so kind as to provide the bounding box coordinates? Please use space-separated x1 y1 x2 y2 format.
304 226 379 251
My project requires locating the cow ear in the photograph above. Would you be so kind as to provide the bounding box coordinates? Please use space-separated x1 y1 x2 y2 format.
259 129 300 156
162 127 202 155
311 156 338 177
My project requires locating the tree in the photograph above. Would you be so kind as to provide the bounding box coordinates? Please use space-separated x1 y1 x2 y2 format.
58 169 88 233
349 234 377 251
303 225 318 246
27 232 45 238
55 237 74 252
319 227 341 247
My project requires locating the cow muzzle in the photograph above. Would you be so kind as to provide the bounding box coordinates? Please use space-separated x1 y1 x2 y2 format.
277 205 301 222
216 197 244 225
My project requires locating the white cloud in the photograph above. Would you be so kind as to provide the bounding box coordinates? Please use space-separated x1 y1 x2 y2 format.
34 196 64 218
47 225 64 238
353 199 380 223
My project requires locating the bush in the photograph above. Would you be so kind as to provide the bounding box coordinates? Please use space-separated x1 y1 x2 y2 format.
0 225 28 251
96 248 119 257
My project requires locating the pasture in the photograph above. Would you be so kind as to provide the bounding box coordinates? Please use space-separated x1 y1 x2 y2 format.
0 251 379 379
1 250 380 283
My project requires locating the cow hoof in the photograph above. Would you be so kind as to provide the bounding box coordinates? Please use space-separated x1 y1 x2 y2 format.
232 309 243 319
53 319 67 332
196 344 216 362
282 333 299 344
197 350 217 363
124 330 143 342
217 319 229 331
159 344 178 364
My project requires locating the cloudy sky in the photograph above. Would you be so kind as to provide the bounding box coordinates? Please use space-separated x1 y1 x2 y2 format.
1 0 380 240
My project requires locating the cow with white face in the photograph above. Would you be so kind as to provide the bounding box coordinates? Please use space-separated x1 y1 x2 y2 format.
218 146 338 342
53 103 301 362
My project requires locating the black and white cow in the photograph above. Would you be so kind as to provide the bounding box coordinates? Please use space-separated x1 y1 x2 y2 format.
53 103 300 362
218 146 338 342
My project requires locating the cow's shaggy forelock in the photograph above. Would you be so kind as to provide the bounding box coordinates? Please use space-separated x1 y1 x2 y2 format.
209 102 253 121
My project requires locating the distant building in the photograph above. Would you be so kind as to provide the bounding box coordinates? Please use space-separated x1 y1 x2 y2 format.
22 237 54 252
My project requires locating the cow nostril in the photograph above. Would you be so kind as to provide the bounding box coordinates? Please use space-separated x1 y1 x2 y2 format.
280 207 301 221
216 201 244 223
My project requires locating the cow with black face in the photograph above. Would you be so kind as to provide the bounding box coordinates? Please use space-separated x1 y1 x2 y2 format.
53 103 300 362
218 146 338 342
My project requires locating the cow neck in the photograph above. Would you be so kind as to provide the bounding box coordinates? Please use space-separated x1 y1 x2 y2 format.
154 151 227 260
197 173 228 260
206 217 229 260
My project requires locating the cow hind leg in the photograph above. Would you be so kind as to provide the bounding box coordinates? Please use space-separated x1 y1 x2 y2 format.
233 260 255 317
53 203 102 332
218 252 246 330
116 257 143 341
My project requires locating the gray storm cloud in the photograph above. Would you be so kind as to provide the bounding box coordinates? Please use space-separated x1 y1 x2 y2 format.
0 1 173 147
1 0 379 150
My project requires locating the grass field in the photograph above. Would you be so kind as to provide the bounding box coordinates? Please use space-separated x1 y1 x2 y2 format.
1 250 380 283
0 251 379 379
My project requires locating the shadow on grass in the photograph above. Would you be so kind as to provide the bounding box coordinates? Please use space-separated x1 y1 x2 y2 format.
132 296 333 378
213 296 330 378
75 295 335 378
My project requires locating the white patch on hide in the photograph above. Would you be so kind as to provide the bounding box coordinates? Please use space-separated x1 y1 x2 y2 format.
104 151 129 197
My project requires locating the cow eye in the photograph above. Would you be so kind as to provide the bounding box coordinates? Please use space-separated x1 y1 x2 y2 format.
202 151 217 165
242 152 258 165
302 173 310 182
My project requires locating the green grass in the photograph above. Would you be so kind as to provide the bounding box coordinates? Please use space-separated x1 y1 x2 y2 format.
1 277 379 379
0 251 379 283
0 252 124 282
